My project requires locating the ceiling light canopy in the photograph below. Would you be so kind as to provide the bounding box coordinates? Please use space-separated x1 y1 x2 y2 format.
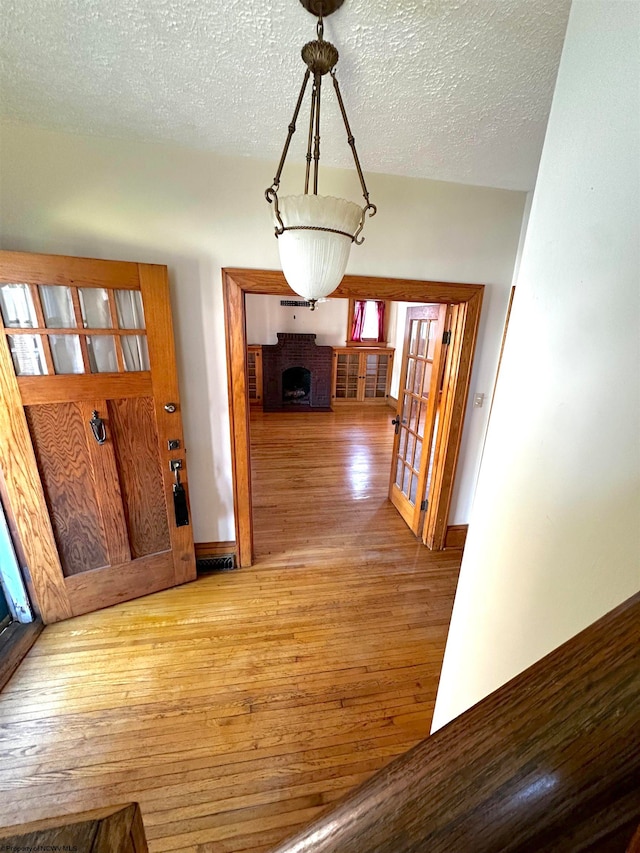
265 0 376 310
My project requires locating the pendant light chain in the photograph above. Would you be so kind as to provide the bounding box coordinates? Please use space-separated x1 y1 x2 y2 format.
265 0 377 320
265 4 375 243
330 70 376 217
311 15 323 194
270 68 311 196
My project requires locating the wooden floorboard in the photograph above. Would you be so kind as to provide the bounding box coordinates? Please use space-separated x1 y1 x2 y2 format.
0 407 460 852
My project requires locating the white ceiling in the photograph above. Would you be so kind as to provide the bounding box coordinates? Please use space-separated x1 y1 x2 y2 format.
0 0 571 191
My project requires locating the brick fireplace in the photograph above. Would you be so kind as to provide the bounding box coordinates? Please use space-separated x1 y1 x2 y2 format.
261 333 333 412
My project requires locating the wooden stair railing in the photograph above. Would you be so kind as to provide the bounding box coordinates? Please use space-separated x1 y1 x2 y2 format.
269 592 640 853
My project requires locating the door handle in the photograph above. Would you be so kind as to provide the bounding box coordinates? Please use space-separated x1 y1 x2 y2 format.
170 459 189 527
391 416 400 435
89 410 107 445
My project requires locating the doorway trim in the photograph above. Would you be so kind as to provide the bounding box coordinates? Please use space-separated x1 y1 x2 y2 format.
222 268 484 568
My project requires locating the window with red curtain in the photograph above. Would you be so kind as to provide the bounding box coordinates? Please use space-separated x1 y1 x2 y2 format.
350 300 385 343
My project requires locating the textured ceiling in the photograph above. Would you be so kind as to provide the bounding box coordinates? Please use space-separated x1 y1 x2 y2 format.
0 0 571 190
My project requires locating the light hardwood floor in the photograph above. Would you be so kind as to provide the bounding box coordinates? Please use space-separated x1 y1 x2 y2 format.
0 406 461 852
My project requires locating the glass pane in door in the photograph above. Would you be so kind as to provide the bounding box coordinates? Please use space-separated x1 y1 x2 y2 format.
79 288 112 328
395 458 403 488
7 334 47 375
418 320 429 356
427 324 438 359
409 320 419 355
116 290 145 329
87 336 118 372
122 335 150 371
413 359 424 394
406 432 416 467
402 464 411 497
409 474 418 505
0 284 38 328
39 286 76 328
414 437 423 470
50 335 84 374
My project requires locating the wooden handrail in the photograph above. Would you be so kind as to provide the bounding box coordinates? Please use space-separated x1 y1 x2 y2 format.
270 593 640 853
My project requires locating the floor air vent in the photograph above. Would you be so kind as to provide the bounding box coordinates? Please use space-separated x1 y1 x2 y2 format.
196 554 236 573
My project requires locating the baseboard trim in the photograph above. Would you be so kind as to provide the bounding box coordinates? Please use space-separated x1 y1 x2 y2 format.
195 541 237 559
444 525 468 550
0 620 43 692
388 395 398 410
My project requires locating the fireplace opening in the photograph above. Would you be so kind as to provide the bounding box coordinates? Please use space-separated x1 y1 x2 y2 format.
282 366 311 406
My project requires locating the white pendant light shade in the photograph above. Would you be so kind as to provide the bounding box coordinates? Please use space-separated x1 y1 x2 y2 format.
275 195 363 302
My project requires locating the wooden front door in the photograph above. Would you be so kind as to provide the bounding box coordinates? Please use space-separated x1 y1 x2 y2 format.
388 305 448 534
0 251 196 624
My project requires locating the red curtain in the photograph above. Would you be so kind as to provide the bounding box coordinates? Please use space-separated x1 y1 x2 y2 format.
351 300 384 342
376 300 385 341
350 300 366 341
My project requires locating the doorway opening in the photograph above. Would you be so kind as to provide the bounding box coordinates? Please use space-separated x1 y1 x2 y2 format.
223 269 484 568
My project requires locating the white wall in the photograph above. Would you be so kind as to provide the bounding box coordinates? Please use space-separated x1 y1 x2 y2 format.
0 121 525 540
246 294 349 347
433 0 640 730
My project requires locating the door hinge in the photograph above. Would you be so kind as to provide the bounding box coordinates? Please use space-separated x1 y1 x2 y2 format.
442 330 452 345
421 499 428 511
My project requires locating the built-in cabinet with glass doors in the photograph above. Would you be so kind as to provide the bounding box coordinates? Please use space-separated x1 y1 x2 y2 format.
332 348 394 403
247 345 263 406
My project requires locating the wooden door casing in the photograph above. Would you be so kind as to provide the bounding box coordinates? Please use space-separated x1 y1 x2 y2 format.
0 252 196 623
223 270 484 566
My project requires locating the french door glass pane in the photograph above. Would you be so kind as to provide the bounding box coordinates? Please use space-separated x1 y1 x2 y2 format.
413 360 424 394
87 336 118 373
122 335 150 371
7 334 47 375
422 361 433 397
414 437 423 470
79 288 112 328
398 425 407 458
417 402 428 437
0 284 37 328
406 432 416 467
402 393 411 422
418 320 429 357
409 320 419 355
406 357 416 393
50 335 84 374
427 321 438 359
39 285 76 328
409 474 418 505
402 465 411 497
409 399 419 431
116 290 145 329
